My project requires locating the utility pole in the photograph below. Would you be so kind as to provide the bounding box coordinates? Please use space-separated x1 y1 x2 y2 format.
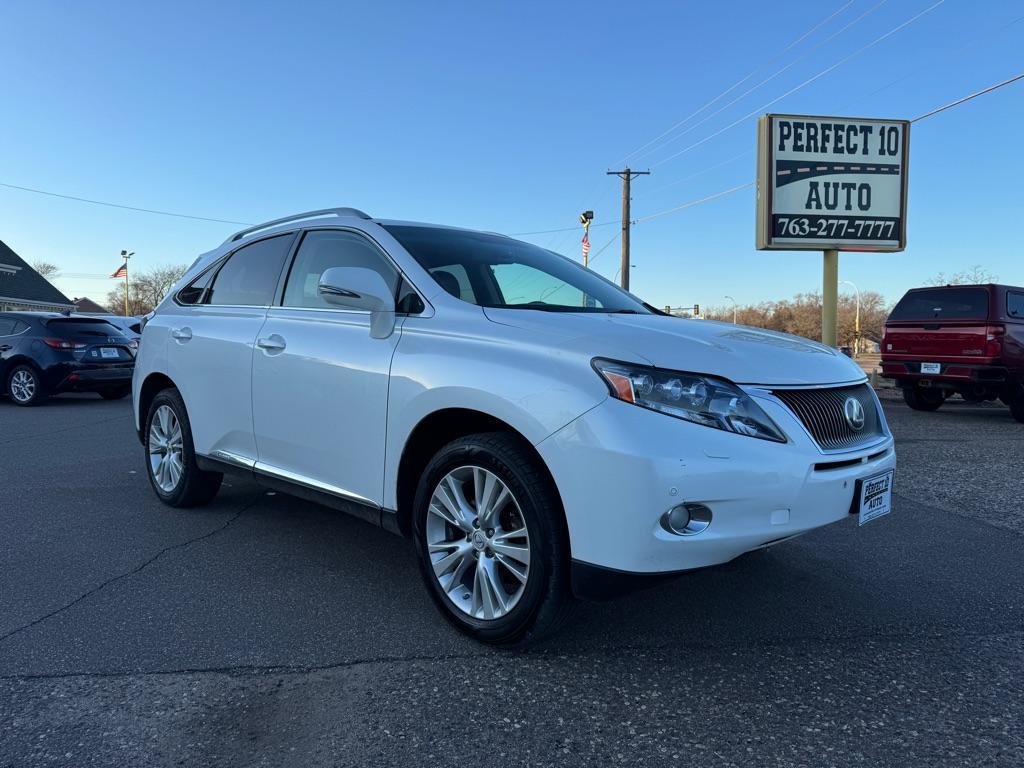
607 168 649 291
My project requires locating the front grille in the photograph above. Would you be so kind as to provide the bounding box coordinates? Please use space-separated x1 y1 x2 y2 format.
773 384 884 451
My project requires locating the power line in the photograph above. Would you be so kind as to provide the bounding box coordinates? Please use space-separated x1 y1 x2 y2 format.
910 71 1024 123
0 181 252 226
645 151 753 195
585 231 622 266
651 0 946 168
633 0 886 165
618 0 857 166
626 70 1024 227
634 182 754 223
509 220 619 237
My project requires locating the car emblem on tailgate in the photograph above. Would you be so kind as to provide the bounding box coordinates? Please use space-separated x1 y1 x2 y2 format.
844 397 866 431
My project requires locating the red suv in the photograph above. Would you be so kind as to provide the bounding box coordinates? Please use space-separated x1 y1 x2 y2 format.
882 284 1024 422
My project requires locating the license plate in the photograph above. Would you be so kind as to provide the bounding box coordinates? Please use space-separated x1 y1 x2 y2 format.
920 362 941 374
100 347 119 359
858 469 894 526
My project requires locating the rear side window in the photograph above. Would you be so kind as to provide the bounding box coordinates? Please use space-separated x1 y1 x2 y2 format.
282 230 399 310
206 234 294 307
889 288 989 321
45 319 126 338
0 318 16 335
1008 292 1024 319
177 265 218 305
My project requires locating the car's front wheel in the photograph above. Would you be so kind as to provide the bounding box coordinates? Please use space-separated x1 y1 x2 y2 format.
903 387 945 412
145 388 222 507
7 365 45 406
412 432 572 645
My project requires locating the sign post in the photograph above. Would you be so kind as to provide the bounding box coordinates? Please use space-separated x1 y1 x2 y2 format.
756 114 909 346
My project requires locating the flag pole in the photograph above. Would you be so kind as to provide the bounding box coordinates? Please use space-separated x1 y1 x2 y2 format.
120 250 133 316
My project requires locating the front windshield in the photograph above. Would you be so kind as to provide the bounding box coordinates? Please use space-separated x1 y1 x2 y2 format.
383 224 651 313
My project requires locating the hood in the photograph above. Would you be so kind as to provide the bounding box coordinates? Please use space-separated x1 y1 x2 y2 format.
482 309 864 386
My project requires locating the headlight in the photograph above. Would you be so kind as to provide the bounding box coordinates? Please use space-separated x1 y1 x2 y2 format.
592 358 786 443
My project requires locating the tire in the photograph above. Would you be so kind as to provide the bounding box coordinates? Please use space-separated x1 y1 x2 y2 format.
144 387 222 507
412 432 573 646
902 387 945 412
7 364 45 406
99 387 131 400
958 391 986 404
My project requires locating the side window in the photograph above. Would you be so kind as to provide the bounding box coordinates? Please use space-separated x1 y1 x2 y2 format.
1008 292 1024 319
396 279 425 315
206 234 294 307
0 319 16 335
282 230 399 310
177 264 219 305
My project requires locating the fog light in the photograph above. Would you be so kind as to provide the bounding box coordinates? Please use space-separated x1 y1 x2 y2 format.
664 505 690 534
660 503 713 536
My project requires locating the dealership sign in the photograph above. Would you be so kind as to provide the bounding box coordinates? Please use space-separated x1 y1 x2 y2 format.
756 114 909 251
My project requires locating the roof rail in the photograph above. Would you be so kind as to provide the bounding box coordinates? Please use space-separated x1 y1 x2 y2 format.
223 207 372 244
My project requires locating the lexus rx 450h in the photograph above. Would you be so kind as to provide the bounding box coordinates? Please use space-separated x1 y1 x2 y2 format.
133 208 896 644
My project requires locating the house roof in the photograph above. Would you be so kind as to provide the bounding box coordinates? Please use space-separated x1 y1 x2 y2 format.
72 296 110 314
0 239 73 308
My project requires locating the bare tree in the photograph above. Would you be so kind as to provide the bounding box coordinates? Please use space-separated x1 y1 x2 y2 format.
925 265 998 286
32 260 61 280
106 264 188 315
704 289 891 347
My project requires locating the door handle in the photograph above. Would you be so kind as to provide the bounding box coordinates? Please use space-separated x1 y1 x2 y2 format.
170 327 192 342
256 334 286 352
0 344 11 352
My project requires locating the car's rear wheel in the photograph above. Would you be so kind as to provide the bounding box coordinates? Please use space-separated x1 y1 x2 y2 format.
145 388 222 507
903 387 945 412
99 387 131 400
7 365 44 406
412 432 572 646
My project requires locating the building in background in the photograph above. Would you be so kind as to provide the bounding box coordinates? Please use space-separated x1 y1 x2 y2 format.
0 239 73 312
72 296 110 314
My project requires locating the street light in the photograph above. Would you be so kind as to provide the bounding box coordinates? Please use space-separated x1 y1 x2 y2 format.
724 295 737 324
840 279 860 357
119 250 135 317
613 263 636 284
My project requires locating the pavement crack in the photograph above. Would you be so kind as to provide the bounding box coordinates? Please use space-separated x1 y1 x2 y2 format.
0 495 259 646
3 628 1022 683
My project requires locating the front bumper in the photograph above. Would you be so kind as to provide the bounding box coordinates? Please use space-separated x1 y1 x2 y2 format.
536 392 896 581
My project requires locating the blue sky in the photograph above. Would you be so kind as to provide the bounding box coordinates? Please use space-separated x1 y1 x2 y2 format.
1 0 1020 310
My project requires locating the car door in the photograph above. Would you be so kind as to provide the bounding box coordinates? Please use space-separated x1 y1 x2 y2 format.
0 317 23 384
164 232 295 465
251 228 403 507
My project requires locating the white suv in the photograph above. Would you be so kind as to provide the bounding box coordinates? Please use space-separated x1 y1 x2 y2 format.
134 207 896 644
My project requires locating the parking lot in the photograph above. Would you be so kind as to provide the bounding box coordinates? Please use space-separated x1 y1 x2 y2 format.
1 391 1021 767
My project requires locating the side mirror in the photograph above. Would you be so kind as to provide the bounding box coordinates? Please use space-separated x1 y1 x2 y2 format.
318 267 396 339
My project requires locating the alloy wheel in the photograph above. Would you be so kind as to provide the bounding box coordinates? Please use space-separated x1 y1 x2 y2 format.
148 404 184 493
9 370 36 403
425 465 531 621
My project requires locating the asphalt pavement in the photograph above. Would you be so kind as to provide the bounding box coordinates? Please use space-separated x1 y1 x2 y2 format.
1 391 1021 767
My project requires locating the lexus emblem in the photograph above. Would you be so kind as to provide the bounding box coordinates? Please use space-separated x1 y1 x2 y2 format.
844 397 866 431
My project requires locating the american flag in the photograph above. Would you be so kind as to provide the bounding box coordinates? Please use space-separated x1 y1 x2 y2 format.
581 231 590 261
111 264 127 279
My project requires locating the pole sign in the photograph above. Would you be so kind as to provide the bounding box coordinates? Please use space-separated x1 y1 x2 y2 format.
757 114 909 251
